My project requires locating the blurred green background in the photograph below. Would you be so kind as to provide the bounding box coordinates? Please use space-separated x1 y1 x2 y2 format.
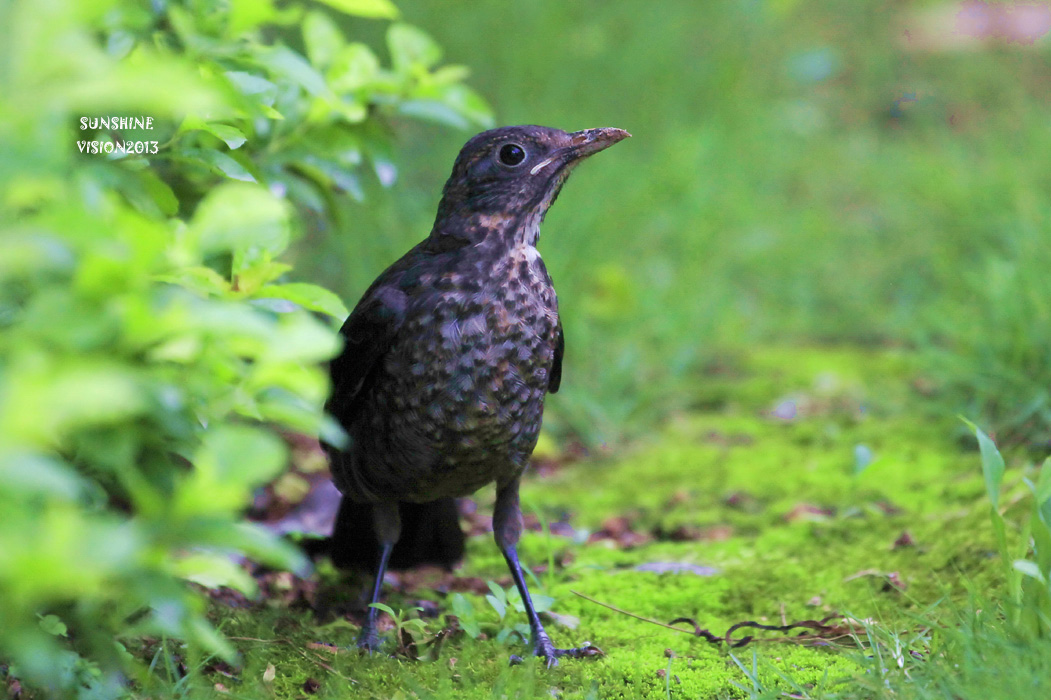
298 0 1051 446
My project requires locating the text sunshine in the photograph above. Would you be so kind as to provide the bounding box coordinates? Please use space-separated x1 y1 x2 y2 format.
79 116 155 130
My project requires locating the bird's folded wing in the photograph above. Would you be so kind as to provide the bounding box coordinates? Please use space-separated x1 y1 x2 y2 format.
549 320 564 394
325 284 408 426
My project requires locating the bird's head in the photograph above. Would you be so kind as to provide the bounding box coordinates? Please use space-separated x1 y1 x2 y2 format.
430 125 630 250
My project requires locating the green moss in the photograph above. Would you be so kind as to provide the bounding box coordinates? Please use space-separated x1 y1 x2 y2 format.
197 346 1011 698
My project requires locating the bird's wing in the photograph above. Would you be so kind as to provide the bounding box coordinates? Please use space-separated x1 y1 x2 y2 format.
548 320 564 393
325 284 408 431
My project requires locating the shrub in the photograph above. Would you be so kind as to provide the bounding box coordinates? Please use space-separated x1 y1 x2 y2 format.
0 0 490 695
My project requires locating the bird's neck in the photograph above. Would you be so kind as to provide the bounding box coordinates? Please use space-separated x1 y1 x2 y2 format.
431 208 544 252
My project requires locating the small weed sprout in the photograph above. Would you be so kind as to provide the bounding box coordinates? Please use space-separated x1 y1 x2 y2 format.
963 418 1051 639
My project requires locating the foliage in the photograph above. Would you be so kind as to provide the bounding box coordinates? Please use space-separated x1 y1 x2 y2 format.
964 420 1051 640
0 0 490 696
450 583 555 647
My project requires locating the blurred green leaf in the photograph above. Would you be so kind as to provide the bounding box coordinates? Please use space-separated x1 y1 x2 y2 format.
387 23 442 72
228 0 279 36
0 453 87 500
257 46 328 97
316 0 399 20
962 418 1005 510
3 361 147 448
1014 560 1046 584
38 615 68 638
191 148 258 182
224 71 279 104
396 100 470 130
188 182 291 266
173 553 258 595
328 43 381 92
182 116 248 150
303 10 345 69
257 282 349 319
1036 458 1051 506
263 312 341 363
137 170 180 216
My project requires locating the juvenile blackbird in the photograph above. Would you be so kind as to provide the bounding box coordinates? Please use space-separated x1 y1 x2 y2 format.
323 124 629 664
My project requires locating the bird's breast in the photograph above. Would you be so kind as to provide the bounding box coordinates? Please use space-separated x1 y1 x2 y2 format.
381 248 558 454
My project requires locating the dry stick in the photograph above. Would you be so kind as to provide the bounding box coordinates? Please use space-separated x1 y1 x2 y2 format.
571 590 858 648
569 590 708 636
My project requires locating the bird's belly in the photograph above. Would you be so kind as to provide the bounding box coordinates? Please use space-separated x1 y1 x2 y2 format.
398 314 552 447
374 300 555 492
341 253 559 503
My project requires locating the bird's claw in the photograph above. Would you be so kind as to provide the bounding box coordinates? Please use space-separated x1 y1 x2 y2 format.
356 627 382 654
512 635 603 668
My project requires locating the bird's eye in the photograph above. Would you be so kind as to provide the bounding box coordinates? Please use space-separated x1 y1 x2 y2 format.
498 143 527 166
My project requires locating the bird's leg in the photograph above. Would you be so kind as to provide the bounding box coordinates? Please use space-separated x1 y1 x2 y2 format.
494 480 595 668
357 500 400 652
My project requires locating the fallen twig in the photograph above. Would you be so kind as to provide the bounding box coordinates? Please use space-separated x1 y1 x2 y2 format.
571 590 863 648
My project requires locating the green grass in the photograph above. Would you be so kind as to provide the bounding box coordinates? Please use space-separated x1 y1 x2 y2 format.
136 345 1046 699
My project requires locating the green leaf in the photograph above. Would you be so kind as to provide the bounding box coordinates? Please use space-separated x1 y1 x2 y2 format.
264 312 341 363
387 23 441 73
137 170 179 215
258 46 328 97
0 234 74 281
0 453 87 500
1013 560 1046 583
228 0 279 36
328 43 380 92
187 616 237 662
237 260 294 295
531 594 555 614
189 148 257 182
257 283 349 319
962 417 1005 509
303 11 344 69
159 266 231 296
224 71 279 105
210 523 309 573
450 594 480 639
435 83 494 128
485 593 506 620
396 100 470 130
207 124 248 150
188 183 291 266
1035 458 1051 506
315 0 399 20
486 581 507 603
173 553 258 595
195 424 287 485
369 602 396 617
38 614 68 638
5 361 148 447
181 116 249 150
397 86 495 130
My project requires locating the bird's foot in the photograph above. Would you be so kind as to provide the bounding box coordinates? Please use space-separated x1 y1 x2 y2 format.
510 634 604 668
356 626 382 654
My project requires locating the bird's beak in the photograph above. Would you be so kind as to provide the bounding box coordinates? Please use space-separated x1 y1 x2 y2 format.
563 127 631 162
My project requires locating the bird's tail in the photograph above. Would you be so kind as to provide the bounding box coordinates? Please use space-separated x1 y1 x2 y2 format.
328 497 465 571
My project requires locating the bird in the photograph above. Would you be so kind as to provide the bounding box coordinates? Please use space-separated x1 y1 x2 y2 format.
322 124 629 665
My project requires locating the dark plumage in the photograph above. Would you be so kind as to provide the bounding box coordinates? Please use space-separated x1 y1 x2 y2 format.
322 125 629 664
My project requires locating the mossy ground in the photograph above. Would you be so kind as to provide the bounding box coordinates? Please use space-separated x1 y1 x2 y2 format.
199 346 1008 699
